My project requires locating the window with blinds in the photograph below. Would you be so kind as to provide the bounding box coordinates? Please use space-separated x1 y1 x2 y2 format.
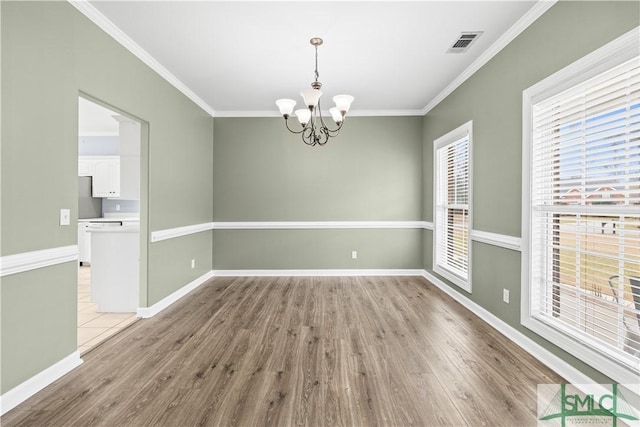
527 49 640 374
434 122 472 291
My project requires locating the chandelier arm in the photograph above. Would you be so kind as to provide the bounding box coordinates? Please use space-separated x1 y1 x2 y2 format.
325 121 344 136
301 127 316 146
317 109 339 134
316 98 343 135
314 100 323 133
310 107 319 139
317 105 329 129
318 111 343 135
284 117 306 135
316 127 330 146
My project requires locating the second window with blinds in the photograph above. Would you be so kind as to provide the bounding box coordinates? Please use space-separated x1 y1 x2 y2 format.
433 121 472 292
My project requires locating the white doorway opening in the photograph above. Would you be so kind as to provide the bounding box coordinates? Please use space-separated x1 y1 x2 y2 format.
77 96 141 354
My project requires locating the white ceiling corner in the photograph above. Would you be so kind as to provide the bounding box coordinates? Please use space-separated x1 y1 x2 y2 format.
71 1 556 118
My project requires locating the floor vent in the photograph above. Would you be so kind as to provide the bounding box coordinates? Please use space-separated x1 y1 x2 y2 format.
447 32 483 53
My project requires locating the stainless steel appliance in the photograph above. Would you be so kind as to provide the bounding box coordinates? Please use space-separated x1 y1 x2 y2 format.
78 176 102 219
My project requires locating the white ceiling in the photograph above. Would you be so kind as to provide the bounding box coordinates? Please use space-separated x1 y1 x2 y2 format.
78 97 120 135
85 1 544 116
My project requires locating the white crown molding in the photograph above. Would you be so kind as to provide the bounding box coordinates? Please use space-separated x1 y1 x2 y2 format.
421 0 557 115
67 0 216 118
420 270 640 404
213 109 425 118
214 111 281 118
0 351 83 416
0 245 78 277
137 270 214 318
347 109 424 117
470 229 521 252
150 222 213 243
214 269 424 277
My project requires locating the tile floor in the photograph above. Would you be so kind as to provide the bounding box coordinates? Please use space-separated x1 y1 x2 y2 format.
78 266 137 354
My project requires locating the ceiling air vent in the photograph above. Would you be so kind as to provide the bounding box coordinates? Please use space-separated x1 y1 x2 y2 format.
447 32 483 53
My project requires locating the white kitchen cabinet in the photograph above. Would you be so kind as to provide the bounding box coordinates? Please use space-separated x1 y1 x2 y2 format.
92 158 120 198
78 222 92 264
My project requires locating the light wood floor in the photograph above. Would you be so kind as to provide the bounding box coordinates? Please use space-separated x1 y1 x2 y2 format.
2 276 563 426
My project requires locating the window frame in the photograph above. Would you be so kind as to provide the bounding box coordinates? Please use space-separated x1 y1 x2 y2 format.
521 27 640 386
433 121 473 292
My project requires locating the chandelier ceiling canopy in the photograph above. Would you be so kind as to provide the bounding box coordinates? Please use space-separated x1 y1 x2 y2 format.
276 38 354 147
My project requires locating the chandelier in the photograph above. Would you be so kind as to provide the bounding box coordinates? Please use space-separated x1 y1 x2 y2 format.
276 38 354 147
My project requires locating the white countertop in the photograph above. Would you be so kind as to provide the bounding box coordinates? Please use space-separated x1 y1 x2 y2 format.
79 217 139 223
87 224 140 233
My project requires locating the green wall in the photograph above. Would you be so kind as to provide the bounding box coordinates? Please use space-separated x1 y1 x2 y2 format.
1 264 77 392
422 1 639 384
1 2 213 393
213 116 423 270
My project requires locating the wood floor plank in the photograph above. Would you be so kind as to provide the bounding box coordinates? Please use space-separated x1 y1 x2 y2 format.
2 276 565 427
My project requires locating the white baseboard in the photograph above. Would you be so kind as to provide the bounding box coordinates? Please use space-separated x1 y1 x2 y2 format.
420 270 640 402
136 270 215 318
213 269 425 277
0 351 82 416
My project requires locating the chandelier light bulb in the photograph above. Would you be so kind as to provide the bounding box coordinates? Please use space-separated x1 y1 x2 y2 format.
276 99 297 117
329 107 343 124
295 108 311 126
300 89 322 109
333 94 354 114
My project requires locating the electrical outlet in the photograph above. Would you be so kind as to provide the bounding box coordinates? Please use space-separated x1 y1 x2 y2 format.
59 209 70 226
503 289 510 304
351 251 357 259
116 204 121 211
191 259 195 269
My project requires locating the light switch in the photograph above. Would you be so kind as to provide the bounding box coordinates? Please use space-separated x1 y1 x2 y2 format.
60 209 71 226
503 289 510 304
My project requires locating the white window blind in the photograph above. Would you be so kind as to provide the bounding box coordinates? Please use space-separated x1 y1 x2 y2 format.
434 123 471 291
530 55 640 368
